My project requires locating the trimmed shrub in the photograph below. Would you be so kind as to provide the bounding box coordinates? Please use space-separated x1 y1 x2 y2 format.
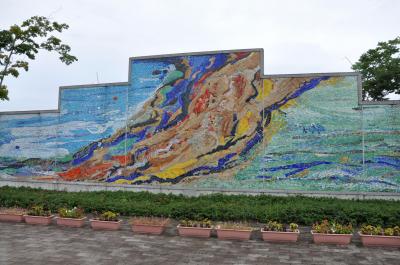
0 186 399 226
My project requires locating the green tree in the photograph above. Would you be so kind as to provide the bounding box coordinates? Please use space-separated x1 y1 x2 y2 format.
0 16 77 100
352 36 400 101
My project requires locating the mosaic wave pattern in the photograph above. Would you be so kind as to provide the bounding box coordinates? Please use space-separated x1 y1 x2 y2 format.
0 50 399 192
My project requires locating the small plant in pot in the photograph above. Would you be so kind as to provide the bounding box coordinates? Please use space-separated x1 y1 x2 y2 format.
177 219 213 238
131 216 170 235
56 207 86 228
216 222 254 241
0 207 27 223
90 211 121 230
358 224 400 247
261 221 300 243
311 220 353 245
24 205 54 225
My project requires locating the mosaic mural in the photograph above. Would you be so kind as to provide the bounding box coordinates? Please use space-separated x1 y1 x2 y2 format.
0 50 399 192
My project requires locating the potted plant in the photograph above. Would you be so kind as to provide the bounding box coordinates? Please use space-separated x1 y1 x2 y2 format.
131 217 170 235
261 221 300 242
359 224 400 247
23 205 54 225
90 211 121 230
56 207 86 228
311 220 353 245
177 219 213 238
216 222 253 241
0 207 27 222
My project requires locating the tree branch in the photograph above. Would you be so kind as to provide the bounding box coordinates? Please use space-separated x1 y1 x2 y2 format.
0 37 17 91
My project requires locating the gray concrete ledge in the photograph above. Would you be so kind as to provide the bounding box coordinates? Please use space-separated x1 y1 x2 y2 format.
1 179 399 200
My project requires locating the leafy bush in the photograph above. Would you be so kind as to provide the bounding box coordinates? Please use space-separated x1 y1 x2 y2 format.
312 220 353 234
58 207 85 219
360 224 381 235
0 186 399 226
384 228 394 236
27 205 51 217
395 226 400 236
264 221 283 231
95 211 119 221
263 221 299 232
360 224 400 236
290 223 299 232
179 218 212 228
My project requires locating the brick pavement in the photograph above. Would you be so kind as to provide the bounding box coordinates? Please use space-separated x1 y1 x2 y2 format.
0 220 399 265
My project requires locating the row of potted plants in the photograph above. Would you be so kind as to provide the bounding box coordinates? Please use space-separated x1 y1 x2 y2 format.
177 219 301 242
0 206 122 229
310 220 400 246
1 206 399 247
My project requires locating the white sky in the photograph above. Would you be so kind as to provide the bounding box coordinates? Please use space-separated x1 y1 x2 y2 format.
1 0 399 111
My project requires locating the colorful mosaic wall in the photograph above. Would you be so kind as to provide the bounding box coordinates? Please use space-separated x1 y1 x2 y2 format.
0 50 399 192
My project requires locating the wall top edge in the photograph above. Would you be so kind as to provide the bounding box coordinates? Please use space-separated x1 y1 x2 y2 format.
0 109 60 115
261 72 360 78
59 82 129 89
129 48 264 61
359 100 400 106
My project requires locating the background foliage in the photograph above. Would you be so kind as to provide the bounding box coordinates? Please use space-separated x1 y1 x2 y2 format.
352 36 400 101
0 16 77 100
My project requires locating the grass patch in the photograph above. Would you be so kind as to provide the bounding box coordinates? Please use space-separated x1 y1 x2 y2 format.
0 186 399 226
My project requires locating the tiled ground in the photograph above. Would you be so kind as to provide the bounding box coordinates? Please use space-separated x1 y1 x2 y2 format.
0 220 399 265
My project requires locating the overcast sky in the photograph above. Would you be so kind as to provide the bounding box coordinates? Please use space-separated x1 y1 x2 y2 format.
1 0 399 111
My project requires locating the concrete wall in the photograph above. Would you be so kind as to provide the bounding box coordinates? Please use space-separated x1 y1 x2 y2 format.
0 49 399 196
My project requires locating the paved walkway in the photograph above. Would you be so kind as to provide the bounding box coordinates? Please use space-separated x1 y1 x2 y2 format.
0 220 399 265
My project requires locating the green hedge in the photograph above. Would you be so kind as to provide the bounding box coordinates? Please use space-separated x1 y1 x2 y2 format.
0 186 399 226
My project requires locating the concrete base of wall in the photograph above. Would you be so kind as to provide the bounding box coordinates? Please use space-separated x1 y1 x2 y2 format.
1 179 399 200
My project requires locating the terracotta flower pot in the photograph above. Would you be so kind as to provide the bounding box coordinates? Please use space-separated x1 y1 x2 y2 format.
90 219 121 230
216 228 252 241
177 225 213 238
56 217 86 228
0 213 25 223
311 231 352 245
261 229 300 242
23 215 54 225
132 223 167 235
358 232 400 247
